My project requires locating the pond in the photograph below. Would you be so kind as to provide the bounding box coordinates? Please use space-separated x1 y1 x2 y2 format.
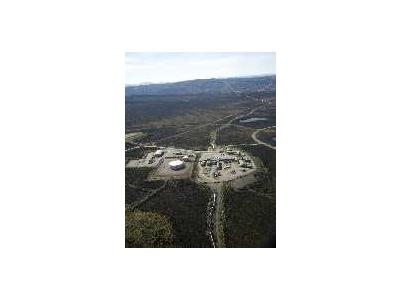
239 117 268 123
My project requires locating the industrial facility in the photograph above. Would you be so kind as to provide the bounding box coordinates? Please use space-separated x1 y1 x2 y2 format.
125 146 256 183
197 148 256 183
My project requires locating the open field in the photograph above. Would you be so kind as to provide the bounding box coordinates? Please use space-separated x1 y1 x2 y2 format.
156 125 214 150
125 94 256 131
137 127 180 144
216 125 255 145
125 132 146 143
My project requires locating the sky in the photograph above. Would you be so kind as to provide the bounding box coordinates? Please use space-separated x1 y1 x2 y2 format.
125 52 275 85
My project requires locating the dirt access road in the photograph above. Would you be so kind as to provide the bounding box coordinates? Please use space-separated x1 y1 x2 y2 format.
206 183 225 248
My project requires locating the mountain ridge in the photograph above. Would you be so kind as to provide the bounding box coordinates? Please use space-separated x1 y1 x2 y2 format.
125 75 276 96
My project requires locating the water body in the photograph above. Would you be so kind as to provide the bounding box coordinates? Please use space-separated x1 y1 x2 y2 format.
239 117 268 123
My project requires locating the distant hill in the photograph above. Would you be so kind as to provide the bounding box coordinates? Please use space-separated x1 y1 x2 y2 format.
125 75 276 96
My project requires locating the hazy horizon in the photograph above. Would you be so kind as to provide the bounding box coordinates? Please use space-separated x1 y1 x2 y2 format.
125 52 276 85
125 73 275 86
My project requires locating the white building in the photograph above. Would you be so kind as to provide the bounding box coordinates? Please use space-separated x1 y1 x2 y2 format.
168 160 185 170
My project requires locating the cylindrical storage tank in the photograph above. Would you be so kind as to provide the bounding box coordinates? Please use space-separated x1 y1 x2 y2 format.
169 160 185 170
155 150 163 157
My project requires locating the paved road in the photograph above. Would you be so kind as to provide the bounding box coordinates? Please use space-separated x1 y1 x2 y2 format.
251 128 276 150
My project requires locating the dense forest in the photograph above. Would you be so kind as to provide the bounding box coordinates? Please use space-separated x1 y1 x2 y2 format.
127 180 212 248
